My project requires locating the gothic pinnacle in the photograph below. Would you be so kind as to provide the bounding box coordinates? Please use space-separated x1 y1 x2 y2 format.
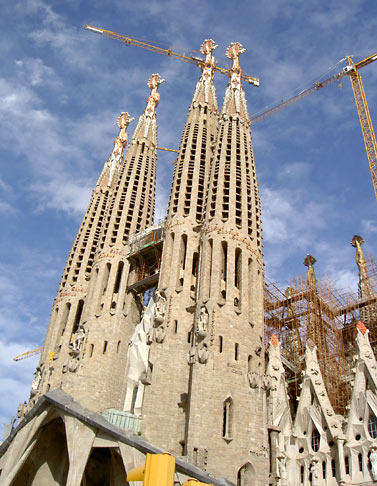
221 42 249 120
96 111 134 190
192 39 218 108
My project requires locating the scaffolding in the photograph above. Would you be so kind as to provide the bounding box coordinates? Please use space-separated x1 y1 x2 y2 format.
127 222 165 293
264 253 377 417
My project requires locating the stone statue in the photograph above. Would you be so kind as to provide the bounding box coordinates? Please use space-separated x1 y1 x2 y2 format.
310 459 319 486
30 367 42 397
72 323 86 351
370 446 377 480
197 305 209 337
153 289 167 326
123 293 156 412
197 342 209 364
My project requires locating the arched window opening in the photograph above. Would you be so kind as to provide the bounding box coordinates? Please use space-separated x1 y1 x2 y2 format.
322 460 326 478
102 263 111 296
358 453 363 472
61 302 71 335
72 300 84 334
300 465 304 484
237 463 254 486
113 261 124 294
220 241 228 299
331 459 336 477
234 248 241 289
248 355 253 373
219 336 223 353
222 397 234 440
117 341 121 353
368 411 377 438
311 427 320 452
235 343 239 361
345 455 350 475
89 344 94 357
192 252 199 277
103 341 108 354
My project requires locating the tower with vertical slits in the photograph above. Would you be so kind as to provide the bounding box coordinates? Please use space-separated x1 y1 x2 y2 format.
140 39 220 453
32 75 163 412
184 42 267 483
139 43 268 484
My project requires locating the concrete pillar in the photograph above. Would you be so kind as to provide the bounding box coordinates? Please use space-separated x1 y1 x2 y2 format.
64 415 96 486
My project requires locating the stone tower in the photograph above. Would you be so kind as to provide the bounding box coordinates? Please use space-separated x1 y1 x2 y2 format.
139 43 268 484
30 74 164 412
139 38 220 454
185 42 267 483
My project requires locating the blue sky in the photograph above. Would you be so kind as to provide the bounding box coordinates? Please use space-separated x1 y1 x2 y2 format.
1 0 377 433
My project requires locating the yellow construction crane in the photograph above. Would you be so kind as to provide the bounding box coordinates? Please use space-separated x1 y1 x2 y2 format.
84 25 260 87
13 346 42 362
250 52 377 201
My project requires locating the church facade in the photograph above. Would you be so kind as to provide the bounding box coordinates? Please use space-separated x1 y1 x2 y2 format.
1 39 377 486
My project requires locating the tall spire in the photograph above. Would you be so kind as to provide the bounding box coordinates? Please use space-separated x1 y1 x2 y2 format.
96 112 134 190
28 111 133 410
192 39 218 110
140 43 219 455
132 73 164 146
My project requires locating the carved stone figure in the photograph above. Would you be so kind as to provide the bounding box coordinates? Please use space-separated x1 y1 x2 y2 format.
123 293 156 412
310 459 319 486
30 367 42 397
72 323 86 352
370 446 377 480
197 305 209 337
197 342 209 364
153 289 167 326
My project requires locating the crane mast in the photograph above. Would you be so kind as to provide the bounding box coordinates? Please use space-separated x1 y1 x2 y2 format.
347 56 377 200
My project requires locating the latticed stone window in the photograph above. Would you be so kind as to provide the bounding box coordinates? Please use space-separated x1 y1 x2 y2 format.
311 427 320 452
368 411 377 438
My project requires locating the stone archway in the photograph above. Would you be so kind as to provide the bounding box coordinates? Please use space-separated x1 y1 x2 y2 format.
83 447 126 486
11 417 69 486
237 462 256 486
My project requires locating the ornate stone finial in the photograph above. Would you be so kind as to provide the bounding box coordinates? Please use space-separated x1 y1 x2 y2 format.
143 73 165 139
199 39 218 81
146 73 165 108
304 254 317 289
356 320 368 335
200 39 218 62
225 42 245 90
192 39 218 108
222 42 247 116
270 334 279 349
351 235 366 269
